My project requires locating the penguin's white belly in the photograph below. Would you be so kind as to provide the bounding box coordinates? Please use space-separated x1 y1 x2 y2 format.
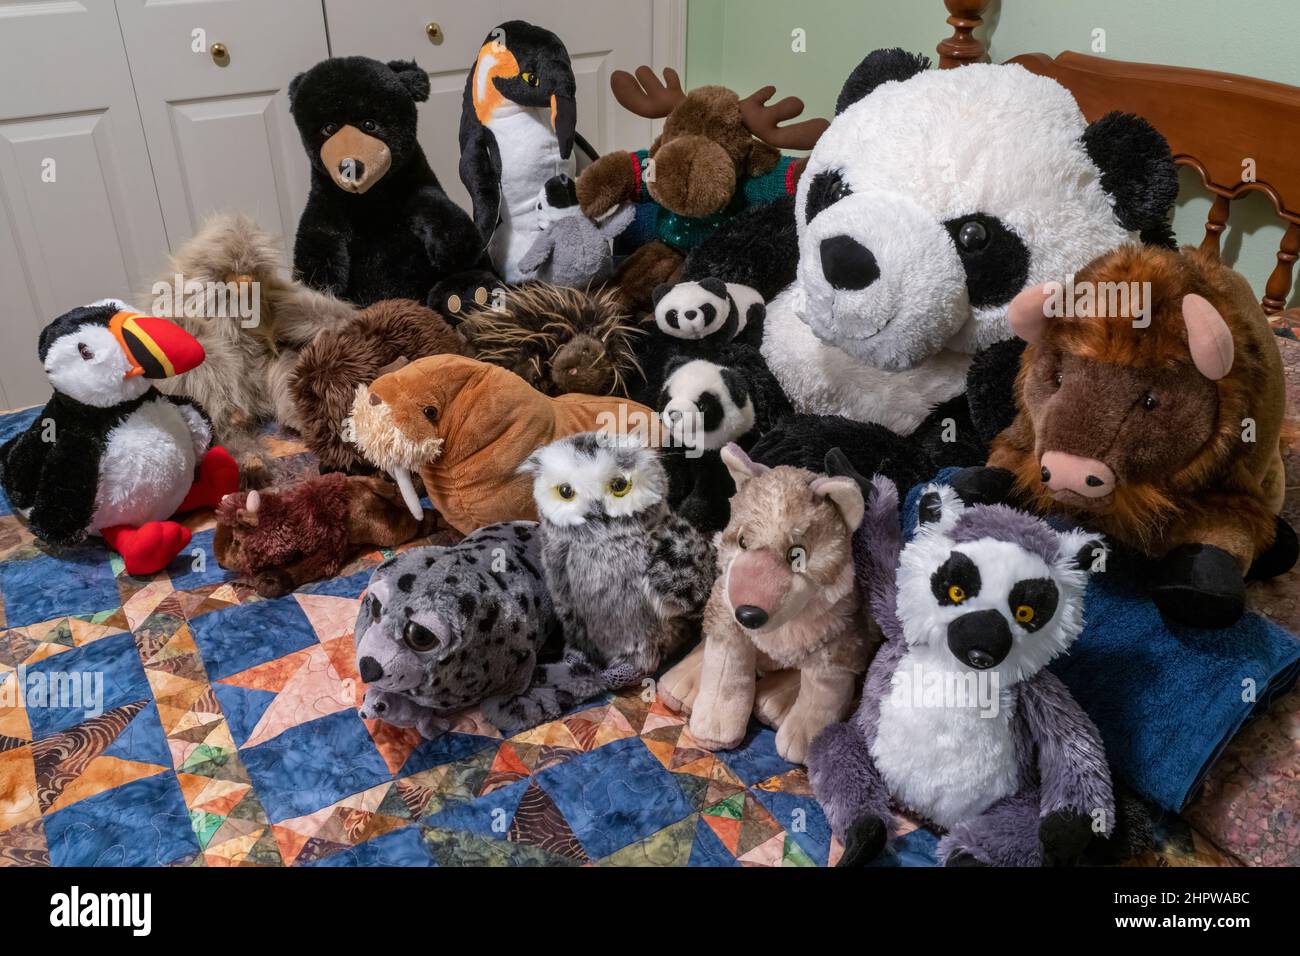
487 108 574 282
90 400 196 532
870 645 1019 830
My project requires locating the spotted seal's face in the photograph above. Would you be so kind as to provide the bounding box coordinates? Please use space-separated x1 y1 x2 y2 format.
895 484 1105 685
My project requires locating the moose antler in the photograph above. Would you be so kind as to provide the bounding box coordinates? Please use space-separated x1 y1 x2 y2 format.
610 66 687 119
739 86 829 151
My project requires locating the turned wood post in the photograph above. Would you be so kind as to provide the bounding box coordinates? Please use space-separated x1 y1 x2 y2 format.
938 0 992 69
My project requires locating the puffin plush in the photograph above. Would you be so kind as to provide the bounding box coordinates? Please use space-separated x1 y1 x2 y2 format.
459 20 590 282
0 300 239 575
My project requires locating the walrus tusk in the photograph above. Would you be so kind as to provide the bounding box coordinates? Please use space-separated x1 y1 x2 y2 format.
391 468 424 521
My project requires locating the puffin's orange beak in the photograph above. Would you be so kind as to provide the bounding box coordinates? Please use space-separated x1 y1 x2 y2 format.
108 311 205 380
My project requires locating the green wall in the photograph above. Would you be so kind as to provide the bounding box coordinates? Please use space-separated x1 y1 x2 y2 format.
685 0 1299 306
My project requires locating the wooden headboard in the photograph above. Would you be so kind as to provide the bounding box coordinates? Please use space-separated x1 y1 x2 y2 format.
936 0 1300 323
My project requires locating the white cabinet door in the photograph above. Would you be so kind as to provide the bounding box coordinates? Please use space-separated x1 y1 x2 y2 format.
114 0 330 259
0 0 170 410
324 0 680 213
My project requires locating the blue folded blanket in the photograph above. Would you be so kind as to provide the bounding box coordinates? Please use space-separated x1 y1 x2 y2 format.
903 471 1300 812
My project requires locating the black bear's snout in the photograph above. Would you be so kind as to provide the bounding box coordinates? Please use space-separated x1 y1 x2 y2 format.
820 235 880 291
734 605 769 629
946 609 1012 669
359 656 383 682
341 158 366 180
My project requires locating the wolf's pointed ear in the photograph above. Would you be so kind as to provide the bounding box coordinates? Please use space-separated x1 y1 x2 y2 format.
823 447 873 505
1057 529 1108 575
387 60 431 102
810 476 865 532
721 442 767 490
915 483 964 535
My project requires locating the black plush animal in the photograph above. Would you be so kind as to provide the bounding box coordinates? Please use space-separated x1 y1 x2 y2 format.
288 56 494 308
658 344 792 531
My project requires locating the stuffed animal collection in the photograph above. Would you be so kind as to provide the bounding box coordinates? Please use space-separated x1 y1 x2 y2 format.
659 444 876 764
5 31 1296 870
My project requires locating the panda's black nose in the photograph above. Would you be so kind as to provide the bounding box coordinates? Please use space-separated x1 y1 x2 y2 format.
820 235 880 291
946 609 1011 669
684 309 697 321
359 656 383 682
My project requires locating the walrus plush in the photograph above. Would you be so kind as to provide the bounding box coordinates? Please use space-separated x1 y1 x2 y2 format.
349 354 655 534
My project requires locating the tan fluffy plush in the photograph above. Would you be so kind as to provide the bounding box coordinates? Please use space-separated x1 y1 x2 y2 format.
137 213 354 486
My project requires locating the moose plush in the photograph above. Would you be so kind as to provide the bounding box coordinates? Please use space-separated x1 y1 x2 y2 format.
288 56 492 308
659 444 875 764
213 472 436 597
808 470 1114 867
577 67 827 306
348 353 655 535
980 244 1296 628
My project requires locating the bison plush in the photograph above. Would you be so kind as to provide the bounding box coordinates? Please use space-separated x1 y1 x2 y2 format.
980 244 1296 628
214 472 436 597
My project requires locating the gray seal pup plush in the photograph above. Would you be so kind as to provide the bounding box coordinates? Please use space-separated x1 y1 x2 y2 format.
354 521 557 737
516 174 634 287
808 465 1113 867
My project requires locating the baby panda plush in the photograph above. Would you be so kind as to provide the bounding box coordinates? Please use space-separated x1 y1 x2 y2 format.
354 521 557 738
676 48 1179 489
658 344 793 531
808 464 1113 867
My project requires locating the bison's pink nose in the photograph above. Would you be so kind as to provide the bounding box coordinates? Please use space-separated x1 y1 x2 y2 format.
1040 451 1115 498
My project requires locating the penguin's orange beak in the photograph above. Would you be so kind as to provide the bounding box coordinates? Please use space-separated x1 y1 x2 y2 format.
108 311 205 380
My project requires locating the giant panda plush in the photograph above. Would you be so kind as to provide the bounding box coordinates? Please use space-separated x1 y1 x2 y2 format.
680 49 1179 484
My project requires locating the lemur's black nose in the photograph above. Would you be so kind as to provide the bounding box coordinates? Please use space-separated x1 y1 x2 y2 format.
359 656 383 682
947 609 1012 669
820 235 880 291
735 605 769 629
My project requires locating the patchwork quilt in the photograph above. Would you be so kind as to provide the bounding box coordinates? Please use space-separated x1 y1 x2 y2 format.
0 381 1294 866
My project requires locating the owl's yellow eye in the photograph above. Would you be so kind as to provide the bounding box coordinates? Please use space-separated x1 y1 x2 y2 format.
948 585 966 604
556 483 576 501
522 71 539 87
1015 605 1035 624
609 475 632 497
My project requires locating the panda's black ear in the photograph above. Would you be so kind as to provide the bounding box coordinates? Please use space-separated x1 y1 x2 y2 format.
651 283 674 307
1081 112 1178 246
836 49 931 115
720 365 751 407
388 59 431 102
697 277 727 298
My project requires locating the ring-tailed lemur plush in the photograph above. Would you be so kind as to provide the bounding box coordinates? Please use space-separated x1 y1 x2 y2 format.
807 465 1114 867
354 521 557 737
481 432 715 733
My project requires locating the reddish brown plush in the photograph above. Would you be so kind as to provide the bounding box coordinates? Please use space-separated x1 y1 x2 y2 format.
989 245 1288 573
291 298 472 472
214 472 436 597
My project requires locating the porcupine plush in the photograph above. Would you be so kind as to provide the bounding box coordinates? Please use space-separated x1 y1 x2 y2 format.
481 433 715 733
456 282 645 397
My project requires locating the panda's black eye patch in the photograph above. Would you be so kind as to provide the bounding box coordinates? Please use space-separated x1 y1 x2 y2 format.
931 551 981 605
696 391 724 433
805 169 851 223
942 213 1030 308
1008 578 1059 632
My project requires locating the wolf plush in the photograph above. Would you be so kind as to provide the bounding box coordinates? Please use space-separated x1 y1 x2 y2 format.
807 467 1113 867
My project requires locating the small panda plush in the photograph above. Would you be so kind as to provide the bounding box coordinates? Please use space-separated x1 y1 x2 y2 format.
651 278 765 348
657 344 792 531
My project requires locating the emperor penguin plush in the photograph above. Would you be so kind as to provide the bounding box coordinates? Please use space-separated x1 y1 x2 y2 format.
459 20 587 282
0 300 239 576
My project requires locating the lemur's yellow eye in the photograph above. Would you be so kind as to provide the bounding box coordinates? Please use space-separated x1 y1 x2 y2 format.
609 475 632 497
1015 605 1035 624
522 71 539 87
948 585 966 604
556 483 575 501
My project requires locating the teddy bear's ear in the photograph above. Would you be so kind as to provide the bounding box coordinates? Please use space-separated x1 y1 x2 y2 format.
836 48 931 115
387 59 431 103
287 71 306 107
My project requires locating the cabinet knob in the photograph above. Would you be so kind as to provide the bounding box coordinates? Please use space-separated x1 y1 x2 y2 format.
425 22 443 45
210 42 229 65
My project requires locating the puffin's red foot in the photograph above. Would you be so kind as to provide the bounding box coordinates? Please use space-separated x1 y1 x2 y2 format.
178 445 240 513
103 521 192 576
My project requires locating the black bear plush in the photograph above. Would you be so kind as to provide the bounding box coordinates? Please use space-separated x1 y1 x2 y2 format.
288 56 494 308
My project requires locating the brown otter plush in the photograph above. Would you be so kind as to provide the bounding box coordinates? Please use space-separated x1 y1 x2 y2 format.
214 472 437 597
291 298 472 472
981 244 1295 628
349 354 655 534
457 283 644 397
